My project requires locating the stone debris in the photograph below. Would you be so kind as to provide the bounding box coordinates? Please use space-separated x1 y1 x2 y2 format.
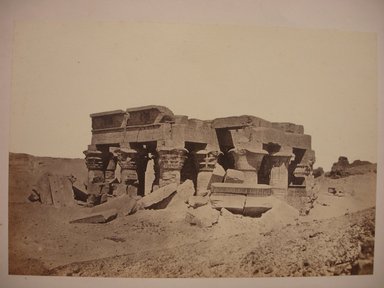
33 173 53 205
187 195 209 209
27 190 40 202
136 183 177 210
243 196 273 217
72 183 89 202
208 164 225 188
69 209 117 224
223 169 245 183
328 187 345 197
210 194 246 215
185 205 220 228
327 156 377 179
91 194 137 216
168 180 195 208
31 173 76 207
112 183 128 197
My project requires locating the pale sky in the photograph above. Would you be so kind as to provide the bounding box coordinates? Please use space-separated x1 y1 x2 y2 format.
9 21 377 170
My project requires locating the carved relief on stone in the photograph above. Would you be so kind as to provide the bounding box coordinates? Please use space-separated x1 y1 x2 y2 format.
157 148 188 171
193 149 222 172
157 147 188 187
115 148 138 170
293 163 312 178
115 148 140 184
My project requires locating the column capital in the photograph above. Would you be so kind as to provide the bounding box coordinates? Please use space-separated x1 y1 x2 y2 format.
157 147 188 170
229 146 268 171
83 149 103 170
268 151 293 167
115 148 138 170
293 163 311 178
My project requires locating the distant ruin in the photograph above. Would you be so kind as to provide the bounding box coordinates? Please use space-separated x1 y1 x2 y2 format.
83 105 315 208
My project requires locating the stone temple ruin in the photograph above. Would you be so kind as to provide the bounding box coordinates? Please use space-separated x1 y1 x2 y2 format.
82 105 315 215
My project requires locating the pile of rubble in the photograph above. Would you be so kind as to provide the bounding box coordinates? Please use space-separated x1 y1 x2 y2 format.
29 165 298 227
326 156 377 179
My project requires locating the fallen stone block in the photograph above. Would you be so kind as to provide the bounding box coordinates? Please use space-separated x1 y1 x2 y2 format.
220 208 242 218
243 196 273 217
210 194 246 214
86 182 103 195
207 164 225 189
211 183 272 196
91 194 137 216
112 183 127 197
168 180 195 208
224 169 245 183
72 183 89 202
188 195 209 208
48 175 76 208
136 183 177 209
34 173 53 205
69 209 117 224
185 205 220 228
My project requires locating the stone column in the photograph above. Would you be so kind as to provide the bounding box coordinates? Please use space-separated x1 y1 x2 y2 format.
293 163 312 186
104 151 118 182
83 149 104 193
116 148 139 196
157 147 188 187
229 147 268 185
269 152 292 188
268 150 292 199
193 149 221 195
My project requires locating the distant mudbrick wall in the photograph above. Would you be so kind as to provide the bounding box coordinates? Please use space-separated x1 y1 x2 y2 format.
83 105 316 202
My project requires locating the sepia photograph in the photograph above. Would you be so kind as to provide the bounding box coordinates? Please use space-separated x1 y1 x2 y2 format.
1 1 383 287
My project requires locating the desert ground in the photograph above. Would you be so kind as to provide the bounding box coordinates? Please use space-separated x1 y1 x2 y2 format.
8 153 376 277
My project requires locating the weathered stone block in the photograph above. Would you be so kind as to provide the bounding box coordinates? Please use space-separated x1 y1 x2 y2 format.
72 182 88 202
91 194 137 216
185 206 220 228
69 209 117 224
34 173 53 205
208 164 225 187
188 195 209 208
168 180 195 208
210 194 246 214
113 183 127 197
136 183 177 209
211 183 272 196
224 169 245 183
48 175 76 208
243 196 273 217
